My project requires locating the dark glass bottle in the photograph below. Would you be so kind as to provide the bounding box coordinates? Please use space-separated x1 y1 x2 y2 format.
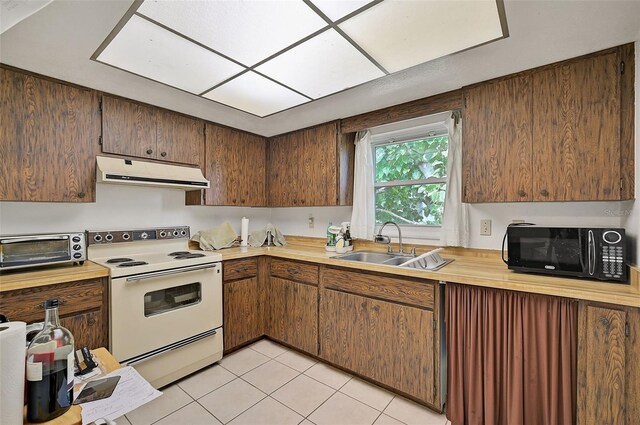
26 299 75 423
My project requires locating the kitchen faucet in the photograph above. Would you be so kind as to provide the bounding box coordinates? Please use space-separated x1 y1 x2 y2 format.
374 221 416 256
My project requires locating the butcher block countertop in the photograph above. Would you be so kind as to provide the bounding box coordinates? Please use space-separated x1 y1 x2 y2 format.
214 237 640 308
2 237 638 307
0 261 109 292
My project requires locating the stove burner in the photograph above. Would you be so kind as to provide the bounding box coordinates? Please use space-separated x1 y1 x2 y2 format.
169 251 191 256
174 253 206 259
106 258 134 264
117 261 148 267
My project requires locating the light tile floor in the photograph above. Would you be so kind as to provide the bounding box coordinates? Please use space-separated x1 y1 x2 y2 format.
117 339 450 425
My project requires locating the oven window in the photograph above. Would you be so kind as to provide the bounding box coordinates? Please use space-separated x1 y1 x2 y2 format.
144 282 202 316
1 239 70 265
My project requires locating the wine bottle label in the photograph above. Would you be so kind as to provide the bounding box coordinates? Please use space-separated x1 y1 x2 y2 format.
67 352 75 385
26 361 43 381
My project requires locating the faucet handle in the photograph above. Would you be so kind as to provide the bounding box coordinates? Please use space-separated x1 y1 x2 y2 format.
409 247 417 256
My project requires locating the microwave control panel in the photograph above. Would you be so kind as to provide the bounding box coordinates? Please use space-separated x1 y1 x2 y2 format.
601 230 624 279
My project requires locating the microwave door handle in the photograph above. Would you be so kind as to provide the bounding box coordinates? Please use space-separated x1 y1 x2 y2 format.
588 230 596 276
1 235 69 244
578 231 586 271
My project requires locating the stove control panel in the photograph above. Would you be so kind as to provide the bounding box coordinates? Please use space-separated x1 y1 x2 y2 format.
86 226 190 245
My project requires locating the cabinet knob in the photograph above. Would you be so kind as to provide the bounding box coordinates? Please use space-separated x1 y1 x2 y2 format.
160 152 167 157
540 189 549 197
300 199 305 205
293 200 297 204
232 199 237 204
87 318 97 326
77 192 86 199
517 190 526 197
146 149 153 155
372 305 380 312
241 199 246 204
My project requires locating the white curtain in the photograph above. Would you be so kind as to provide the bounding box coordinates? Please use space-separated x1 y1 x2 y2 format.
440 112 470 247
350 130 375 240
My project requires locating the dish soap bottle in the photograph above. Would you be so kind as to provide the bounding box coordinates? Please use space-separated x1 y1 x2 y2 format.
326 222 334 247
26 299 75 423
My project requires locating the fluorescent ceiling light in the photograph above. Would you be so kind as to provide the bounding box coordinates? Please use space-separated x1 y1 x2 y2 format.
256 29 384 99
309 0 375 21
203 72 309 117
339 0 504 73
137 0 327 66
98 15 243 94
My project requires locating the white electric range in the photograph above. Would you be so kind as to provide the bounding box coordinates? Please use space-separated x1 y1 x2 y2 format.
87 226 223 388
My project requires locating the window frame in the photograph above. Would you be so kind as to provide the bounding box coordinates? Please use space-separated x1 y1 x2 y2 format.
370 119 449 240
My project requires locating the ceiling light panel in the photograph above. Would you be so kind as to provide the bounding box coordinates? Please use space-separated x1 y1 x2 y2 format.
203 72 309 117
97 15 243 94
137 0 328 66
309 0 376 21
339 0 504 73
256 29 384 99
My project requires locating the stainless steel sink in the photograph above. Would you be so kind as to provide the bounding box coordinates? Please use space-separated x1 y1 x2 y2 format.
332 251 414 266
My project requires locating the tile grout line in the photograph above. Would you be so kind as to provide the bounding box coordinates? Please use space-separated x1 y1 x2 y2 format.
144 385 196 425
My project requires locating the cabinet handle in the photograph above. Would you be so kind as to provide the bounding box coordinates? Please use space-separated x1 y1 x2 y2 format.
146 149 153 155
87 318 97 326
540 189 549 197
160 152 167 157
241 199 246 204
517 190 526 197
599 317 610 326
287 267 299 274
77 192 86 199
300 199 305 205
232 199 237 204
293 200 297 204
235 266 248 273
37 299 67 310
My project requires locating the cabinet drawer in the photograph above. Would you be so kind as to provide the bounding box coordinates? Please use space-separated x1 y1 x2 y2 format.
322 267 434 309
224 258 258 281
270 259 319 285
0 279 104 323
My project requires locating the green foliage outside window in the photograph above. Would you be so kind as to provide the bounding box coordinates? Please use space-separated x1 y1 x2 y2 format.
374 135 448 226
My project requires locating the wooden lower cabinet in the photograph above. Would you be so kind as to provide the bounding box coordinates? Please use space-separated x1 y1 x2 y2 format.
267 277 318 355
320 288 436 405
577 301 640 425
223 277 262 351
0 278 109 350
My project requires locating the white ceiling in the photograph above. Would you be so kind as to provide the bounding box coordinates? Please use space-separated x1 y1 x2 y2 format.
1 0 639 136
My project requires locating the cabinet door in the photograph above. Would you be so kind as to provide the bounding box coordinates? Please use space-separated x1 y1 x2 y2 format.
320 289 435 404
101 95 157 160
462 74 533 202
0 68 100 202
61 310 106 350
532 51 620 201
223 277 262 351
268 133 299 207
204 124 266 206
577 303 639 425
156 109 204 166
300 123 339 206
267 277 318 355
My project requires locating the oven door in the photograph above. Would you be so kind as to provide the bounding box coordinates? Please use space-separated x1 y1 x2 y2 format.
110 263 222 362
507 227 587 276
0 235 72 270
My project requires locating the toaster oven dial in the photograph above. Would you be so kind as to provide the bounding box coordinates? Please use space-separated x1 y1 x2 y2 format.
603 231 622 244
72 236 81 243
73 244 82 251
73 253 83 259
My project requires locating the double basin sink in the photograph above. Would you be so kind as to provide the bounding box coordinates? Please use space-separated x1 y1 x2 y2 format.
332 251 415 267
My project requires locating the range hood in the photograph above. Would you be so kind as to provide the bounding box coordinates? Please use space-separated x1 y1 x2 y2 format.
96 156 209 190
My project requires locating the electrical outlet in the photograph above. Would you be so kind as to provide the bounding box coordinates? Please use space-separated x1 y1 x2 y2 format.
480 219 492 236
308 215 314 229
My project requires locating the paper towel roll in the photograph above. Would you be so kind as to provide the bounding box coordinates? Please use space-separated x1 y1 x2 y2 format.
241 217 249 247
0 321 26 425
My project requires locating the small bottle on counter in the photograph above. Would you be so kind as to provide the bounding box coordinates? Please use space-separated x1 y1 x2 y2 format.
26 299 75 423
327 222 334 247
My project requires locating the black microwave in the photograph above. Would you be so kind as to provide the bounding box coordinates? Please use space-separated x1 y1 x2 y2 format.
503 226 627 283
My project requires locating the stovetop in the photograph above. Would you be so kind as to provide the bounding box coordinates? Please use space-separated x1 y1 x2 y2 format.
87 227 222 278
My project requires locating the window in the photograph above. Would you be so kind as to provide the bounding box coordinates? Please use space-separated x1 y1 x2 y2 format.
373 131 448 227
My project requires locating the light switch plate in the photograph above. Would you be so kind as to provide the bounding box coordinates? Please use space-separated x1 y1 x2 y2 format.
480 219 491 236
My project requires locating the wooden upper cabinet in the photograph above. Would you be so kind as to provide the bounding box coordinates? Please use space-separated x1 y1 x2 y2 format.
532 51 621 201
156 109 205 166
268 121 354 207
101 95 204 167
0 67 100 202
462 45 633 203
101 95 156 160
462 74 533 202
190 123 266 206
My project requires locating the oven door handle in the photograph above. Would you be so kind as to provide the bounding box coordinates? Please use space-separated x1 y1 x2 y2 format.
1 235 69 244
125 264 218 282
